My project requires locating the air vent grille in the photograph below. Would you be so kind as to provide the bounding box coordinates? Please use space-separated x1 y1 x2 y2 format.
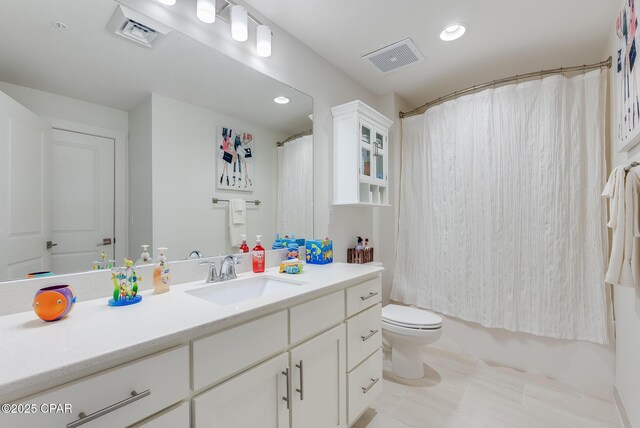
107 5 172 48
362 38 424 73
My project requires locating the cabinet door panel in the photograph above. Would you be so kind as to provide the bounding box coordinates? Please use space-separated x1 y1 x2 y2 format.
193 353 289 428
290 324 346 428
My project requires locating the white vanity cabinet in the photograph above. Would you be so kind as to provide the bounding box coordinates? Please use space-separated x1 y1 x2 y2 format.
2 270 383 428
193 353 290 428
332 100 394 206
2 346 190 428
290 325 346 428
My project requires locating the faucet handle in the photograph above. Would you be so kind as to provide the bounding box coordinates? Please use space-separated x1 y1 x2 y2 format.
200 259 219 283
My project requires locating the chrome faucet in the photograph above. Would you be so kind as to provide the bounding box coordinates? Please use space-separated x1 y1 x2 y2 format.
188 250 204 259
200 255 241 283
219 255 241 281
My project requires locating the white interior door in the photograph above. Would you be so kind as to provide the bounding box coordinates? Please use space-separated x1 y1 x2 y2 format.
0 90 51 280
50 129 115 274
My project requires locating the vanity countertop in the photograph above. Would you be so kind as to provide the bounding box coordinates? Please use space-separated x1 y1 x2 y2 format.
0 262 383 399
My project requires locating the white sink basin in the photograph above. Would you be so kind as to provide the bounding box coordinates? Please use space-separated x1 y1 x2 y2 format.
186 276 305 306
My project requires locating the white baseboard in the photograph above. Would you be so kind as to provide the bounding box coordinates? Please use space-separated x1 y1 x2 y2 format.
614 387 632 428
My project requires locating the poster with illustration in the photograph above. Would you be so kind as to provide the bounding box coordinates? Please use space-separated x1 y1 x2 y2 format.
217 127 254 192
617 0 640 151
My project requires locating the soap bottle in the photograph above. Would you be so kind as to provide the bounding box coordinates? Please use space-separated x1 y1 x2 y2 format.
239 234 250 253
252 235 265 273
137 244 152 265
153 247 170 294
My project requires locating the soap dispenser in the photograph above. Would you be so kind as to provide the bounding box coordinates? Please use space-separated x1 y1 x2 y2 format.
239 234 249 253
137 244 152 265
153 247 170 294
252 235 265 273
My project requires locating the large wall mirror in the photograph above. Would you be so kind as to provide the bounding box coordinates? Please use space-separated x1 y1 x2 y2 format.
0 0 313 282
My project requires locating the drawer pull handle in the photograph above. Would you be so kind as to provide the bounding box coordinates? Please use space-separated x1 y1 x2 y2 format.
362 378 380 394
361 329 379 342
66 389 151 428
282 367 291 410
295 360 304 400
360 292 378 301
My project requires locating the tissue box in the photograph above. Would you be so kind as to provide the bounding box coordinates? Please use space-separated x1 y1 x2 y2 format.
306 239 333 264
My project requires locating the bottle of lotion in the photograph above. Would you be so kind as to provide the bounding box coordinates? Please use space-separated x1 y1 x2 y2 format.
239 234 249 253
153 247 170 294
252 235 265 273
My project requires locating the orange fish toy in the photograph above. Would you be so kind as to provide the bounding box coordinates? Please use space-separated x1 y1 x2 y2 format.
32 285 76 322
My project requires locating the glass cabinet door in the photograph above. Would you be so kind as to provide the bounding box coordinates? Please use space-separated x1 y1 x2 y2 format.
360 121 373 181
373 129 387 184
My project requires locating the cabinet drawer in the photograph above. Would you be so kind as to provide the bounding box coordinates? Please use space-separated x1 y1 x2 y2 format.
290 291 344 344
347 349 383 426
346 303 382 371
346 277 381 317
3 346 189 428
132 401 189 428
192 310 288 391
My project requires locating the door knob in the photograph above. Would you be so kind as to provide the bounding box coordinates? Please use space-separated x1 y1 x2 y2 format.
46 241 58 250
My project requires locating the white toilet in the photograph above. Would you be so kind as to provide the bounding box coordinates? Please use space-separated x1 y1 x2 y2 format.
382 304 443 379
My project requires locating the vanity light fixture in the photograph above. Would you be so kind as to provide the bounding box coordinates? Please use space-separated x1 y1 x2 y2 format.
197 0 216 23
274 96 290 104
158 0 176 6
439 23 466 41
231 5 248 41
256 24 272 57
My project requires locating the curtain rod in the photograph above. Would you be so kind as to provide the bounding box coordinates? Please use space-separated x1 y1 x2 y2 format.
276 129 313 147
399 56 613 119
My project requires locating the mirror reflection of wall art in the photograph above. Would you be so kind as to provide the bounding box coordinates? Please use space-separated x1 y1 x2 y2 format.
617 0 640 151
217 127 254 192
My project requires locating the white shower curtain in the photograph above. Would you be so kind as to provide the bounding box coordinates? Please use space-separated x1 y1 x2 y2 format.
277 134 313 238
392 70 610 344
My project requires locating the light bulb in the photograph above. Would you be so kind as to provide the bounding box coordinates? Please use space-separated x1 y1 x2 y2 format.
439 23 466 41
256 25 271 57
231 5 248 42
197 0 216 23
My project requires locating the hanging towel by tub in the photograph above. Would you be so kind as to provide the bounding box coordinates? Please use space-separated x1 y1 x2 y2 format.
228 199 246 247
602 166 640 288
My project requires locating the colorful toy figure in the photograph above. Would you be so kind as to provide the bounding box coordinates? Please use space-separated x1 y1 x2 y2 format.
33 285 76 322
108 258 142 306
92 252 114 270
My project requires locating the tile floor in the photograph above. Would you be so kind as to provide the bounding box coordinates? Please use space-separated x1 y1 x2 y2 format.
354 345 623 428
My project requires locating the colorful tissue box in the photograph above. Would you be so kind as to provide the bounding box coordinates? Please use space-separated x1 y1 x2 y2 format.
306 239 333 264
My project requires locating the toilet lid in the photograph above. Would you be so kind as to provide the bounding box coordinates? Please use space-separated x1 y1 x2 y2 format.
382 304 443 328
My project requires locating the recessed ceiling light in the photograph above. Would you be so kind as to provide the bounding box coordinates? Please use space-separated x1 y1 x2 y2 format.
158 0 176 5
274 96 290 104
439 23 466 41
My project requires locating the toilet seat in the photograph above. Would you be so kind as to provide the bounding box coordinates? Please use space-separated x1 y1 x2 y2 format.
382 304 443 329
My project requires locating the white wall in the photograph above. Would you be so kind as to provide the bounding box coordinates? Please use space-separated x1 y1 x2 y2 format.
605 25 640 426
129 96 153 257
0 81 128 133
150 93 285 258
118 0 380 262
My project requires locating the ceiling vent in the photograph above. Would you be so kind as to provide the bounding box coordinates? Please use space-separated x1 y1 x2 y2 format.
362 38 424 74
107 5 172 48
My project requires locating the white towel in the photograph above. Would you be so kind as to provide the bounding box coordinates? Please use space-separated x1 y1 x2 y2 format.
230 199 246 225
603 166 640 288
228 199 246 247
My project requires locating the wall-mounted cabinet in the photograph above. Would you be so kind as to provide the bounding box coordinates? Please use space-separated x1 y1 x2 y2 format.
332 100 394 206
